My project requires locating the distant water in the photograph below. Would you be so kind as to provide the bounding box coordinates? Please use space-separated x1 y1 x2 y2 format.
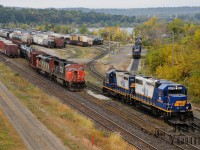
88 27 134 34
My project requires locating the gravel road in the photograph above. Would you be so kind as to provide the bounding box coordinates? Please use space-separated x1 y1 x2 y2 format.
109 44 132 70
0 82 67 150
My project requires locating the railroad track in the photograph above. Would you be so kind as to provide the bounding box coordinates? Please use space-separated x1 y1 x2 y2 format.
86 43 200 149
86 76 200 149
1 46 198 149
0 54 157 150
86 81 102 93
192 117 200 132
86 42 116 81
131 58 140 73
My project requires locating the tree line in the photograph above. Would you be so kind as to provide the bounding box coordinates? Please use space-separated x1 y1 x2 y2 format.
135 18 200 103
0 5 138 27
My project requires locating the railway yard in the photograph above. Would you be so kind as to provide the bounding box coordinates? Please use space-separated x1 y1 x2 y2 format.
0 39 200 150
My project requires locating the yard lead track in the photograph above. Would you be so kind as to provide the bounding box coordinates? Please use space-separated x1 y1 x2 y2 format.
86 42 115 81
0 54 157 150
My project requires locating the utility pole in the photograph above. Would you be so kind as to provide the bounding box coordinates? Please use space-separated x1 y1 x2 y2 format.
109 31 111 57
172 31 174 67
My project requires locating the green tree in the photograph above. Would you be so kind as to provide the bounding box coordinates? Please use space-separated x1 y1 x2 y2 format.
194 29 200 48
79 24 88 34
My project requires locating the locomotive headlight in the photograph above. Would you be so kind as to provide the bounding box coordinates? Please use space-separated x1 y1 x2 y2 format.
186 106 188 110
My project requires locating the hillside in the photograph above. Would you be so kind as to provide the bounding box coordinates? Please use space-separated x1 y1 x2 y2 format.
62 7 200 17
0 5 138 27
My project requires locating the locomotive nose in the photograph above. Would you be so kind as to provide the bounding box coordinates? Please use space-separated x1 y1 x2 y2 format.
169 94 187 107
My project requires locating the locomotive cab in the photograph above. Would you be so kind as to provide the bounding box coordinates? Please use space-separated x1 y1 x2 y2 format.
156 83 193 124
65 64 86 88
104 69 117 87
48 40 55 48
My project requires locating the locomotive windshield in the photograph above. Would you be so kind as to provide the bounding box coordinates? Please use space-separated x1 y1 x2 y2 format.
68 66 84 71
78 67 84 70
168 89 182 94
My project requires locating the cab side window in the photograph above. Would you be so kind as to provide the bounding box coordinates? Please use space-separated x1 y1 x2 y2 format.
164 90 167 96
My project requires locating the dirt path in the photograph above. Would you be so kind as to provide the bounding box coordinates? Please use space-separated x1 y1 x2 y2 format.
0 82 67 150
109 44 132 70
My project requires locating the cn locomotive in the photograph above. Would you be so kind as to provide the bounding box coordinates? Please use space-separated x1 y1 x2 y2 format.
30 51 86 91
103 69 194 124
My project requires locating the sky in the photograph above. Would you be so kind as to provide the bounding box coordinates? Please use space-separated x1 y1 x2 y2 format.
0 0 199 9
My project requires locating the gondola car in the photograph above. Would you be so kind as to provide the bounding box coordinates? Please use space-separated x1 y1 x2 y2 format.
103 69 194 124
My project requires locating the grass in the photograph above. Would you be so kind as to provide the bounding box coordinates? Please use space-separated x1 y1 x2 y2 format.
0 109 26 150
67 45 100 59
0 62 136 150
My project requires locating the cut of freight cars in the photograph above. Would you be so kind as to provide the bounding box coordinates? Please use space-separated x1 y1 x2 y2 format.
0 28 104 48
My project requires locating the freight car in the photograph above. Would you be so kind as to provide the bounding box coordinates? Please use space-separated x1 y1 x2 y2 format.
103 69 194 125
10 32 33 46
70 35 93 47
33 35 55 48
30 50 86 91
48 33 65 48
0 30 10 39
0 38 18 57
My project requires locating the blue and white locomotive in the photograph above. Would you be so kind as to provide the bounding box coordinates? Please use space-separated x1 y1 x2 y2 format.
132 45 141 59
103 69 193 124
132 37 142 59
20 44 34 61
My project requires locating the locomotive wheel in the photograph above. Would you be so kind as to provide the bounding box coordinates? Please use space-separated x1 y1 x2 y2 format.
63 81 66 87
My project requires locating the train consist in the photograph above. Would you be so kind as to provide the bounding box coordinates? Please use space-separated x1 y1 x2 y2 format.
0 38 86 91
103 69 194 124
30 51 86 91
0 28 103 48
132 37 142 59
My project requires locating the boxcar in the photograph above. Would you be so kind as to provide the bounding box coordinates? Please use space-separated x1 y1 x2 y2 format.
4 43 18 57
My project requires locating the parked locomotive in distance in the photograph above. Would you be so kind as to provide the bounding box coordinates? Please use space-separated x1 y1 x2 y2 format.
103 69 193 124
132 37 142 59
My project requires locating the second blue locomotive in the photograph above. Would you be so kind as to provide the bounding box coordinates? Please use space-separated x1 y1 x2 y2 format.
132 37 142 59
